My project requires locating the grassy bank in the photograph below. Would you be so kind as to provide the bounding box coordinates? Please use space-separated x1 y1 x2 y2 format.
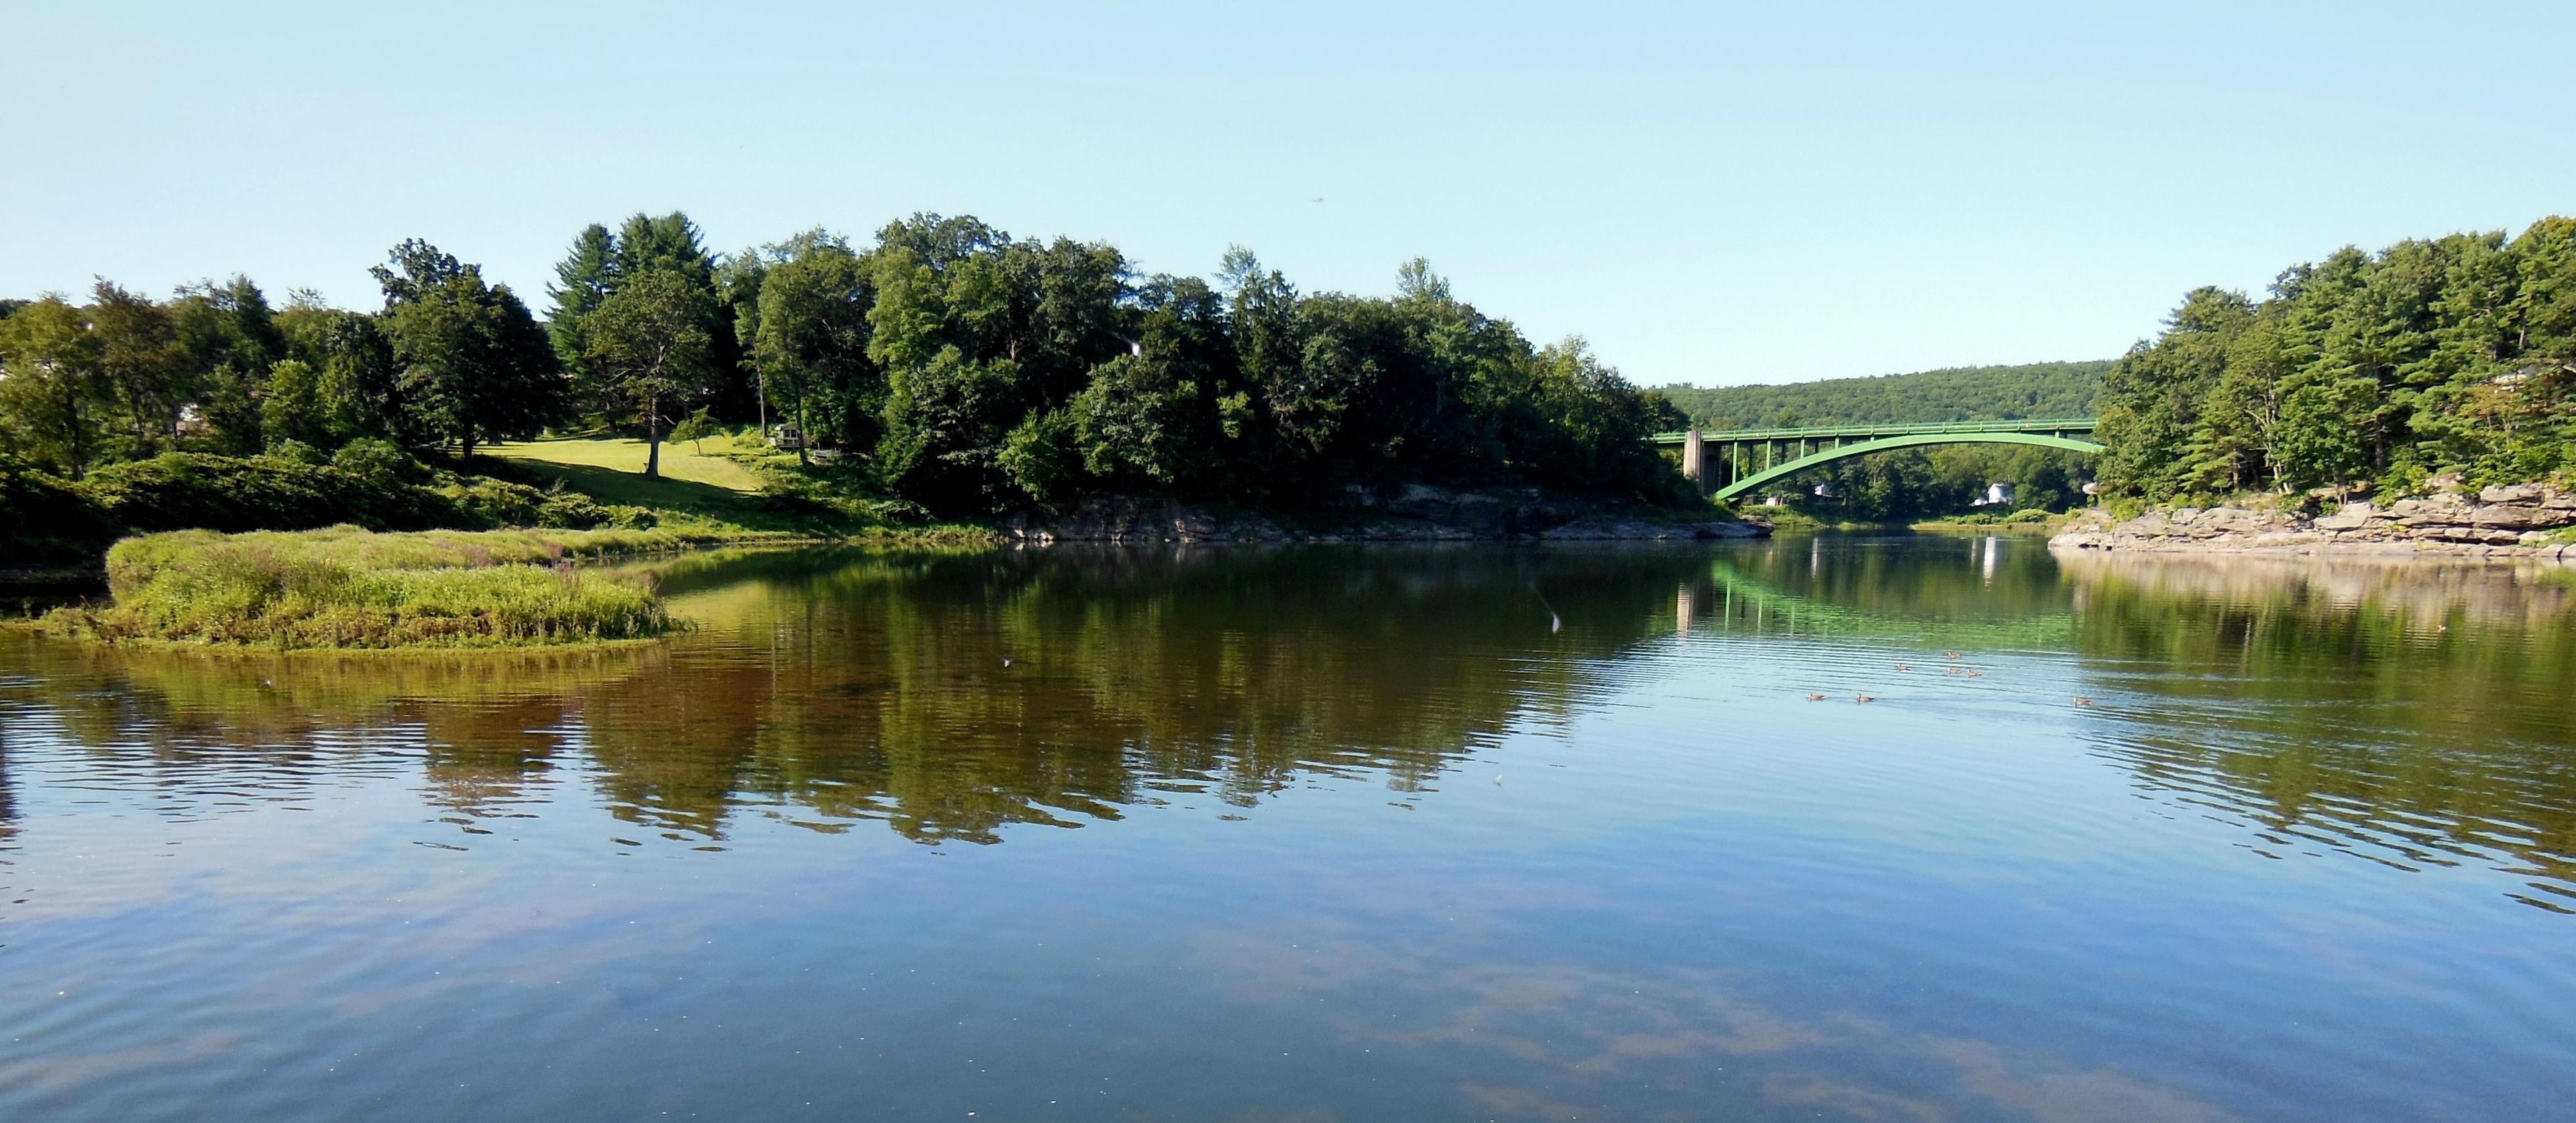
39 527 722 650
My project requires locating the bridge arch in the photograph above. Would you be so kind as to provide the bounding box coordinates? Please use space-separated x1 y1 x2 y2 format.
1707 431 2106 502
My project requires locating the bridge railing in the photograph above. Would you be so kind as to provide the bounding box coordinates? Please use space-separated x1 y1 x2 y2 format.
1651 417 2099 444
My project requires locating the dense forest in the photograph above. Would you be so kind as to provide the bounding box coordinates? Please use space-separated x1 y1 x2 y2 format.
2097 217 2576 500
1654 360 2108 431
0 212 1690 541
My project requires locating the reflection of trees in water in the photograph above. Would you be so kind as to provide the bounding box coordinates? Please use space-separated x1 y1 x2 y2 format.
2061 552 2576 912
1674 535 2075 647
637 547 1707 843
0 637 659 822
0 547 1712 847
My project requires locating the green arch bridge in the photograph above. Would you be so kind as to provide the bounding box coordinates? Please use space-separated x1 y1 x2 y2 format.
1651 419 2104 502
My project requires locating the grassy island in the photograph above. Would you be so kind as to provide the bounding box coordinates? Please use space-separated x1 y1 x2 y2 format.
44 527 719 650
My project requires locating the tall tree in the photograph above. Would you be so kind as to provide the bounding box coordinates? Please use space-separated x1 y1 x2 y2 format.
170 276 286 455
546 223 619 368
583 269 717 478
372 240 561 456
753 241 877 463
85 280 186 451
277 297 402 445
0 297 110 478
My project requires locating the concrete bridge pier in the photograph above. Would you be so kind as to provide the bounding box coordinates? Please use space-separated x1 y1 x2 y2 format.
1680 427 1709 495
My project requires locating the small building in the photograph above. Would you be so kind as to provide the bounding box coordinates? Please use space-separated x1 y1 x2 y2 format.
1972 482 2015 507
768 423 806 451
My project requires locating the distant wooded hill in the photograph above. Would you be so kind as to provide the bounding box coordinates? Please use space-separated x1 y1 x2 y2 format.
1654 360 2110 430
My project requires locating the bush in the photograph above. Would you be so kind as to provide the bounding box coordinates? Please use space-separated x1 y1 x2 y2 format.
0 453 119 563
79 453 392 533
331 438 427 488
266 439 328 466
439 476 657 531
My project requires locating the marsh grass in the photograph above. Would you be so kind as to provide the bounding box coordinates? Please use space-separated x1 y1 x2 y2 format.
48 527 732 649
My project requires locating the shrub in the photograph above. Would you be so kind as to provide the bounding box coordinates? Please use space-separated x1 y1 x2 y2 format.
80 453 382 533
0 453 119 563
331 438 427 488
266 439 328 466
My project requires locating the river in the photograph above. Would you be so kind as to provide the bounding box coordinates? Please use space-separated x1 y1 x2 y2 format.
3 537 2573 1121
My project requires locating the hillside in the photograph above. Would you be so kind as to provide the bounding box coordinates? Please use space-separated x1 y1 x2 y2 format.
1654 360 2110 431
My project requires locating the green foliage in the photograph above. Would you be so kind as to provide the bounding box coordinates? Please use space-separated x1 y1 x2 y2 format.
329 437 425 488
373 239 563 455
78 451 447 533
260 359 330 450
1754 439 2088 523
439 476 651 531
88 279 189 456
582 268 720 478
753 239 880 457
276 299 402 444
0 297 110 478
996 407 1082 504
66 450 638 538
1657 362 2109 429
0 453 120 562
2097 217 2576 498
667 407 716 454
170 276 287 455
62 527 674 649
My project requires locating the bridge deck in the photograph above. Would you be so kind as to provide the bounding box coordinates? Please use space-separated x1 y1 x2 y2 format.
1652 417 2098 445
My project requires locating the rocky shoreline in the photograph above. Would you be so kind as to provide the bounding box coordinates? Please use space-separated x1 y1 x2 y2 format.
2048 482 2576 560
1004 487 1768 545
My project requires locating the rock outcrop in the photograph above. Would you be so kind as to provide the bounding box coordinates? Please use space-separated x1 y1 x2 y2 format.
2049 483 2576 559
1005 488 1767 545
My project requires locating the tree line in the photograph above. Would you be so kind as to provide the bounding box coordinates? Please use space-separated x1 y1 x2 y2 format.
1656 360 2108 431
0 212 1691 516
2096 216 2576 499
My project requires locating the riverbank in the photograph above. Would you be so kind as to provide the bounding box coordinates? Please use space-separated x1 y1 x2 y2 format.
2049 483 2576 560
1004 488 1766 544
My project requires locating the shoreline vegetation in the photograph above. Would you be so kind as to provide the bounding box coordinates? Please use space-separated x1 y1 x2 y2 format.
34 527 752 650
7 209 2572 646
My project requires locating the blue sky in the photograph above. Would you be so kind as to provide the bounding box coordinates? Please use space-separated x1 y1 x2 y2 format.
5 1 2570 386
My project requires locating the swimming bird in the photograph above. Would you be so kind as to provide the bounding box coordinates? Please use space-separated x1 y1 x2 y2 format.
1947 666 1964 676
1966 669 1984 678
1944 651 1964 660
1856 694 1875 703
1806 693 1828 702
1895 662 1913 672
2073 697 2094 707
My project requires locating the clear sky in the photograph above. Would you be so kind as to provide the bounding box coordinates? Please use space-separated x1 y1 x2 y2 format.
5 1 2571 386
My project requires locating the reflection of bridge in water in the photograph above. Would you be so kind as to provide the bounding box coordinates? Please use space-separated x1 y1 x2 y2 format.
1653 419 2104 502
1674 542 2077 650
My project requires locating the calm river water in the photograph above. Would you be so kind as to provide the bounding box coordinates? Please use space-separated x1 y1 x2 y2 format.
3 537 2574 1121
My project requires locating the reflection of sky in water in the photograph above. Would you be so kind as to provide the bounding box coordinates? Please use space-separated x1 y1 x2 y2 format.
2 540 2574 1121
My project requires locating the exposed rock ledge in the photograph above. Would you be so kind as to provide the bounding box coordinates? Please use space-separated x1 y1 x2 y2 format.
1006 488 1768 545
2049 483 2576 560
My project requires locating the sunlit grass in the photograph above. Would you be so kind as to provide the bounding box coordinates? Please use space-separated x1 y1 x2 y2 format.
47 527 724 649
483 435 769 492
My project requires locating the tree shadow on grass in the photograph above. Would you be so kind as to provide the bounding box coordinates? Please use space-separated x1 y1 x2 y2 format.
478 458 797 529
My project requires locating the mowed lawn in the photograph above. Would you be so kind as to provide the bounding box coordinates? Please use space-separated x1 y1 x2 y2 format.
480 436 782 523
